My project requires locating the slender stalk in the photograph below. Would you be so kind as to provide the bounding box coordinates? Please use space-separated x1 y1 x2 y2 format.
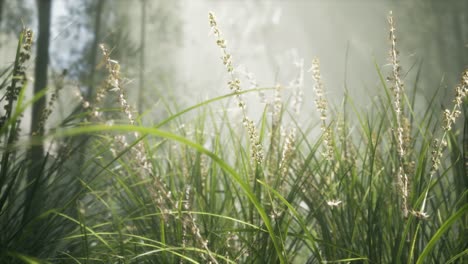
138 0 146 114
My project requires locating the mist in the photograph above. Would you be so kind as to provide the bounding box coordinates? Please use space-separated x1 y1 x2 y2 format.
2 0 466 117
0 1 466 262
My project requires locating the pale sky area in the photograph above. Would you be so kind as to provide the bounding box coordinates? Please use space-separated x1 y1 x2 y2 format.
170 0 465 120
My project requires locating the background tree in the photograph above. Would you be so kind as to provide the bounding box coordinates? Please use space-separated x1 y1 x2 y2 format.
138 0 146 114
24 0 51 224
87 0 104 101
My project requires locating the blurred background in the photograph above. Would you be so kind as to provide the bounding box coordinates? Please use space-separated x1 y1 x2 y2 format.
0 0 466 127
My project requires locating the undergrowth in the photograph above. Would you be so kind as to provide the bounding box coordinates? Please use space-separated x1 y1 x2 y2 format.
0 11 467 264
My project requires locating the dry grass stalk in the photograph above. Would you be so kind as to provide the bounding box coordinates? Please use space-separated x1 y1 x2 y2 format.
310 58 333 161
99 44 135 125
419 69 468 217
443 70 468 131
266 84 283 173
94 45 220 263
290 58 304 116
279 127 296 178
209 12 263 165
1 28 33 142
36 70 67 136
310 58 341 208
388 11 410 218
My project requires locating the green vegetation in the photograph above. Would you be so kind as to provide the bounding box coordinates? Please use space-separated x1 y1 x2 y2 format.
0 11 467 264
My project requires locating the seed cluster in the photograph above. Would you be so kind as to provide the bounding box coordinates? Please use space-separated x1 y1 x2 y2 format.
100 44 135 125
420 69 468 216
1 29 33 141
388 11 410 218
209 12 263 165
310 58 333 161
91 45 220 263
443 70 468 131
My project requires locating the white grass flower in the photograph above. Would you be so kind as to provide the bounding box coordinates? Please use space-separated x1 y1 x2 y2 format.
326 200 343 207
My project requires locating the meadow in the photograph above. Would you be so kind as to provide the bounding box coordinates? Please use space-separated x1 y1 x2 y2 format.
0 11 466 263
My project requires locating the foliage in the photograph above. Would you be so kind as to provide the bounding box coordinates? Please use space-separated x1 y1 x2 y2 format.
0 11 467 264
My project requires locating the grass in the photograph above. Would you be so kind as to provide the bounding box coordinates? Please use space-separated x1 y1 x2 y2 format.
0 11 467 264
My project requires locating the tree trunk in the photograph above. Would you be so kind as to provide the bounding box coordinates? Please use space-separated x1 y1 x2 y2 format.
24 0 51 225
87 0 104 101
138 0 147 114
30 0 51 143
0 0 4 29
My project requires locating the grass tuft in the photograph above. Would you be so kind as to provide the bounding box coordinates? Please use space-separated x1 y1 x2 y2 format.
0 11 466 264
